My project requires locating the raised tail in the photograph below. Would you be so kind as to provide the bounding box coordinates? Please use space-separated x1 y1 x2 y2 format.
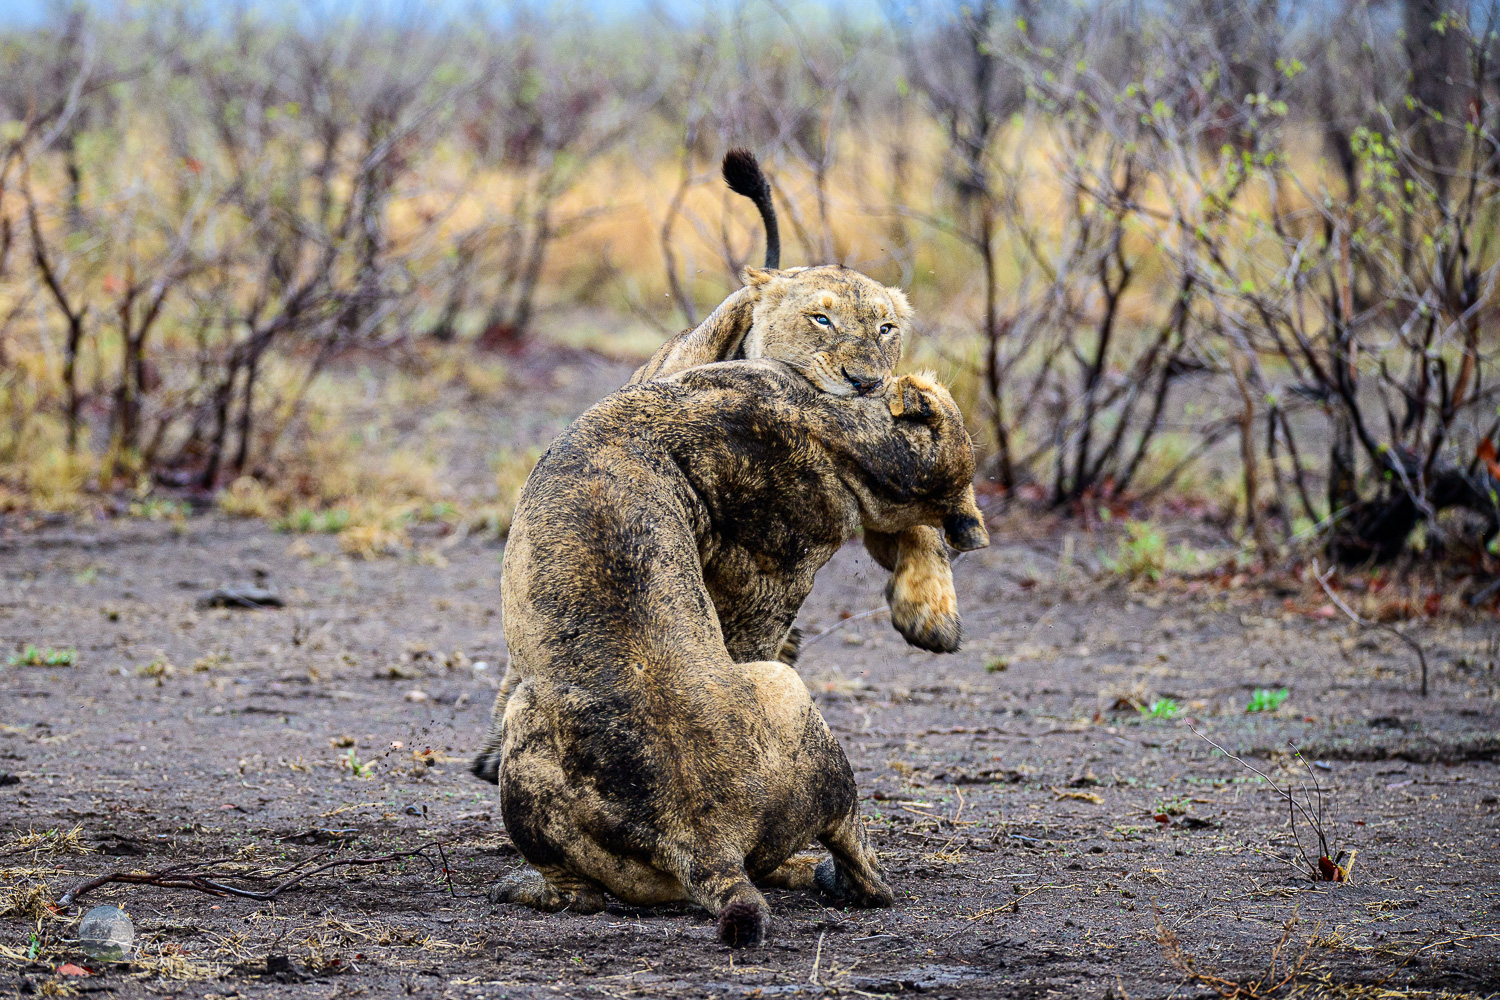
722 147 781 270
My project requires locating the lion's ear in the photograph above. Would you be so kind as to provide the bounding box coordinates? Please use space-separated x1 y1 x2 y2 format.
743 266 781 286
888 379 934 422
885 285 913 323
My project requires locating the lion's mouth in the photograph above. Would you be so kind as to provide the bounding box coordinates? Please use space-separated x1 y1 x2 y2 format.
841 367 884 397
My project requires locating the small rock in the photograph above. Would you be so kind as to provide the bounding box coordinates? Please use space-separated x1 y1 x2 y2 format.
265 954 308 983
197 585 283 610
78 905 133 962
404 689 429 702
0 774 19 787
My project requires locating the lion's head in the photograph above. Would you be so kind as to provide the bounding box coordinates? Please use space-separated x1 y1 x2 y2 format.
850 369 989 552
740 265 909 398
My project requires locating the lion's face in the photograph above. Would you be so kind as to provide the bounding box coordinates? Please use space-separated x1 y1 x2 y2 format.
740 266 909 398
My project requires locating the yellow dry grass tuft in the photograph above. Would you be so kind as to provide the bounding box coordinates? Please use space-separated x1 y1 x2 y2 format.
0 881 58 922
217 476 276 519
337 520 410 560
125 933 225 981
0 826 94 859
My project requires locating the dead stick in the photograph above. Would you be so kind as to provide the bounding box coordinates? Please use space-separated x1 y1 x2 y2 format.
57 842 446 909
1312 559 1429 697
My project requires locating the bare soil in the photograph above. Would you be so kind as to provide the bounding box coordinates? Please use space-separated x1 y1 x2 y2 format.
2 358 1499 999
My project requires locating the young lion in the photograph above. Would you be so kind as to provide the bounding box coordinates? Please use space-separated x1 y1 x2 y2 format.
629 149 966 654
478 360 986 947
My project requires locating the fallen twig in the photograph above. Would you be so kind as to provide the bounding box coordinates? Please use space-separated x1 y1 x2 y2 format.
1312 558 1429 697
56 842 450 910
800 606 889 649
1156 907 1313 999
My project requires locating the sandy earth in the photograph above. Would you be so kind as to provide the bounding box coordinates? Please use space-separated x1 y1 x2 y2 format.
1 354 1498 998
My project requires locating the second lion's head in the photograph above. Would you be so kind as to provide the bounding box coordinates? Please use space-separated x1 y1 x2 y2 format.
741 264 910 398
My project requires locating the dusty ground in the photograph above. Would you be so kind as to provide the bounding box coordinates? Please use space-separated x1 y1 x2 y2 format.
2 358 1499 999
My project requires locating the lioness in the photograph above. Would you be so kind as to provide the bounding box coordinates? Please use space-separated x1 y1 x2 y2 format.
629 149 966 655
476 361 987 946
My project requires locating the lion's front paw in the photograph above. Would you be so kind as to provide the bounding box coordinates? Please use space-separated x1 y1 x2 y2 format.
886 572 962 654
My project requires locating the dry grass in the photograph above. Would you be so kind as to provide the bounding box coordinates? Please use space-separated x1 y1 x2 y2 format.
0 827 94 860
125 933 225 981
0 882 58 922
0 120 1216 519
1298 984 1494 1000
1156 910 1315 999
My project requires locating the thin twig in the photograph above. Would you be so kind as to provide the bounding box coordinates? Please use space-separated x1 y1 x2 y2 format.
799 606 889 649
1189 727 1342 882
1312 558 1429 697
56 842 449 910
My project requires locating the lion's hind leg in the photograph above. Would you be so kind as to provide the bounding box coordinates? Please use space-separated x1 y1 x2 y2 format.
741 658 892 910
815 811 894 909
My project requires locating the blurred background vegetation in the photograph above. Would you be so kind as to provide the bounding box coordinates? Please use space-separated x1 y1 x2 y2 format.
3 0 1500 577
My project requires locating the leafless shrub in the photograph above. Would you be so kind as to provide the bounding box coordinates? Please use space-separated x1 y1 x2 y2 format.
1193 728 1354 884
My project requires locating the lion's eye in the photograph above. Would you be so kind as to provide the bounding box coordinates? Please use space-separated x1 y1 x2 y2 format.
811 314 832 327
880 324 895 336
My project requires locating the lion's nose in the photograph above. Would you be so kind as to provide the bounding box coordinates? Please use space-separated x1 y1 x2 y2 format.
842 367 884 396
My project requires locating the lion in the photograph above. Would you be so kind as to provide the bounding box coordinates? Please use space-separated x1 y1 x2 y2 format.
628 148 967 655
473 360 987 947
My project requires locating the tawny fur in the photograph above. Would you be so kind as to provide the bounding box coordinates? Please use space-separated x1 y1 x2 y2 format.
472 362 987 946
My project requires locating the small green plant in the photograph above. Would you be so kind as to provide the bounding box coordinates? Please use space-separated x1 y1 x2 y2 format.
341 747 375 778
1246 688 1290 713
985 657 1009 673
1141 697 1181 720
276 507 352 533
1103 521 1168 581
128 497 190 522
7 645 76 667
1154 795 1191 816
138 656 175 683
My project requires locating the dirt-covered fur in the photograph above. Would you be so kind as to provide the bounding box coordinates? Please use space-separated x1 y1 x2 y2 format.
473 361 986 946
629 270 964 652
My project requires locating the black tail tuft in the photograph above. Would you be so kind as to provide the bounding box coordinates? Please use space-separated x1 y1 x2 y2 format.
722 147 780 270
716 899 770 948
776 625 803 666
470 750 500 784
722 147 769 201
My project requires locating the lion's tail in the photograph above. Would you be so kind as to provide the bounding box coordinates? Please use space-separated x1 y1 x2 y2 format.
665 847 772 947
722 148 780 270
